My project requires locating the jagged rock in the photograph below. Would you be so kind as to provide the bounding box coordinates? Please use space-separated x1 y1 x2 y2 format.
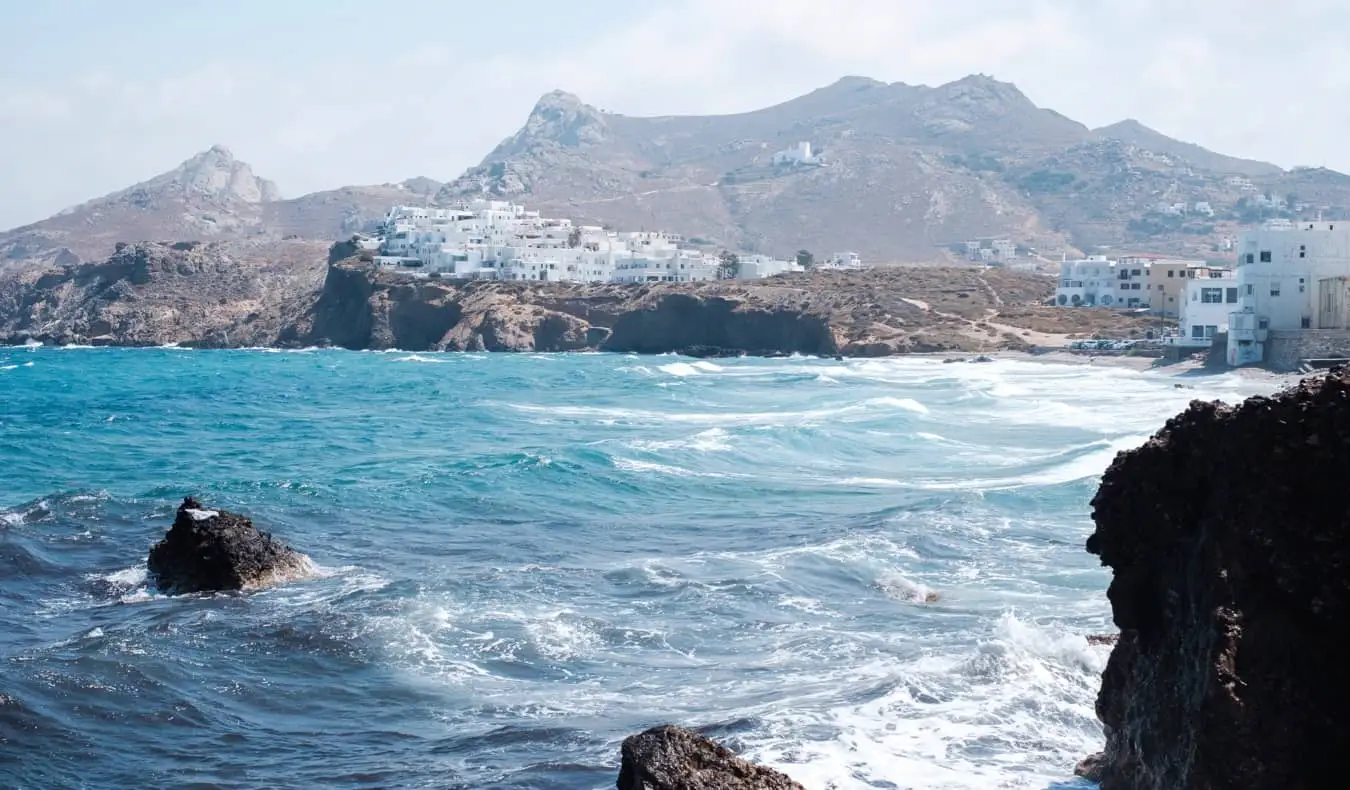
1081 369 1350 788
147 497 310 593
616 725 804 790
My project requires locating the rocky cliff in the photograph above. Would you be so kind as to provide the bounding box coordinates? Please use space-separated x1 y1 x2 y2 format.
1079 369 1350 788
1 241 1171 354
279 253 1067 355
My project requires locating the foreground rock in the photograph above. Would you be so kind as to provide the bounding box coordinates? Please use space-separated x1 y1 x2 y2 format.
617 726 804 790
1079 369 1350 788
147 497 310 593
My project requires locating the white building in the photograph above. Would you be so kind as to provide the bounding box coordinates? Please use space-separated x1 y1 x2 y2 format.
736 254 802 279
772 141 819 166
1227 220 1350 365
1171 270 1238 347
370 201 819 284
818 251 864 270
1055 256 1130 307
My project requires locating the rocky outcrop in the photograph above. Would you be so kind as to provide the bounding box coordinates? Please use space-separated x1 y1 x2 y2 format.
1079 369 1350 788
147 497 311 594
278 254 1083 355
616 725 804 790
2 241 1164 353
0 239 326 347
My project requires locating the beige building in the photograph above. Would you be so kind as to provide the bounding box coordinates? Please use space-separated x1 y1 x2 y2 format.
1120 257 1217 317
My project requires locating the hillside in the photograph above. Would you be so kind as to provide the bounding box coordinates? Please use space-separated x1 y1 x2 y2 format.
0 147 438 275
0 241 1164 355
436 76 1350 263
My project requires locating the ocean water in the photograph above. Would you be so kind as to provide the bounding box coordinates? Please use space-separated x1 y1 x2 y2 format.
0 347 1279 789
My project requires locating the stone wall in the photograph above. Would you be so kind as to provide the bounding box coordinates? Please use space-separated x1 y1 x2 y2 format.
1265 329 1350 370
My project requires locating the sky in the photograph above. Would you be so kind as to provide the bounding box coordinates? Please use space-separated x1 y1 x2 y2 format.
2 0 1348 229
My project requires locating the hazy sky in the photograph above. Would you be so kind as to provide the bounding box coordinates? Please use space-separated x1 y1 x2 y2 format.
2 0 1347 229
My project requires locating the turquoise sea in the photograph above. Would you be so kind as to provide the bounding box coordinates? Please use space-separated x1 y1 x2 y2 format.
0 347 1276 789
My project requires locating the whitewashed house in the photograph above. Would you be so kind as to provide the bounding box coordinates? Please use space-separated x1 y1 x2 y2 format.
772 142 819 166
736 254 802 279
1171 270 1238 347
1055 256 1122 307
1226 220 1350 365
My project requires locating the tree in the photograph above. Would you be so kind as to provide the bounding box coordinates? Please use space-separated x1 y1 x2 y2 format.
717 250 740 280
796 249 815 269
567 227 582 248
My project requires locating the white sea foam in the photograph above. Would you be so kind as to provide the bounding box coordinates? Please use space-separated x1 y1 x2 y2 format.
658 362 704 377
743 614 1107 789
392 354 443 363
613 457 729 478
184 508 218 521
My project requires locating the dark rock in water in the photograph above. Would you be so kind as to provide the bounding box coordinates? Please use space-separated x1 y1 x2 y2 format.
971 354 993 363
147 497 310 593
1074 751 1108 783
1081 369 1350 789
1086 633 1118 646
680 344 739 359
616 725 804 790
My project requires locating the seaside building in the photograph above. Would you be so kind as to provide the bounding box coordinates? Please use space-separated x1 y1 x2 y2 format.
370 201 842 284
1054 255 1220 313
1167 270 1238 348
1226 220 1350 366
735 254 802 279
1054 256 1123 307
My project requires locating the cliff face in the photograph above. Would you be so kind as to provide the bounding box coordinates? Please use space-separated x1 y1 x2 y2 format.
2 242 1168 354
1081 370 1350 788
280 255 1062 355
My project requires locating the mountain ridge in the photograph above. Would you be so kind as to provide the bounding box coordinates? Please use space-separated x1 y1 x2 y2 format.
4 74 1347 274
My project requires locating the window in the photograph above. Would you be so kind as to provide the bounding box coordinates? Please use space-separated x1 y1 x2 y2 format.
1258 318 1269 330
1191 325 1205 339
1245 253 1255 264
1302 317 1312 329
1168 270 1175 278
1246 284 1254 296
1271 282 1281 297
1205 325 1218 339
1227 288 1238 303
1201 288 1224 303
1300 245 1306 259
1132 269 1141 276
1260 251 1272 262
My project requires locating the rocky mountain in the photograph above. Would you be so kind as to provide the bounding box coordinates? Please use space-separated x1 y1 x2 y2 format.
437 75 1350 262
7 73 1348 273
0 147 438 275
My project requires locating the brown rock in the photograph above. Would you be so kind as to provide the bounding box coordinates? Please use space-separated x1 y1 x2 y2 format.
616 725 804 790
1081 369 1350 788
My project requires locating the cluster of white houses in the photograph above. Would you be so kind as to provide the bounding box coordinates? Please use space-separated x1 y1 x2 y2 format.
1055 219 1350 366
360 201 863 284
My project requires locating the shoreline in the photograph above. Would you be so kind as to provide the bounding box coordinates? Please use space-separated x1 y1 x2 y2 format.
3 339 1298 381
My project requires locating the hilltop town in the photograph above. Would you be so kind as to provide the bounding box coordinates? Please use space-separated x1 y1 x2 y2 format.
363 200 862 283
